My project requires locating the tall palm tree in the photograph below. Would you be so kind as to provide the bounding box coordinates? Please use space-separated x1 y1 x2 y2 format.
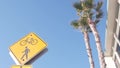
71 17 94 68
73 0 106 68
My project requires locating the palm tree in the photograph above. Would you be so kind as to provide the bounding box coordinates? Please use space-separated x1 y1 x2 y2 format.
73 0 106 68
71 17 94 68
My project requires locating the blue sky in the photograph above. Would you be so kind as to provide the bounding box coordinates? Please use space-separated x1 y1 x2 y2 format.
0 0 107 68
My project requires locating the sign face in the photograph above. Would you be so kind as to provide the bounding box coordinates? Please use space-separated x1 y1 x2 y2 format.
11 65 32 68
9 32 47 65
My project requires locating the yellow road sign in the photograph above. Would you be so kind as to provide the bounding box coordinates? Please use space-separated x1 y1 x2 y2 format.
11 65 32 68
9 32 47 65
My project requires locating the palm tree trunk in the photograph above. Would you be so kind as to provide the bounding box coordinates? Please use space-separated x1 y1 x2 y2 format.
87 18 106 68
84 31 94 68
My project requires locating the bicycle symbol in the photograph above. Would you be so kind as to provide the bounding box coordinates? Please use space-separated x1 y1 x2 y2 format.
20 37 38 46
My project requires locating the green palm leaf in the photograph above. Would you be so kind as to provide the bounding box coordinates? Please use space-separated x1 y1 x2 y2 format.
96 9 103 18
73 2 83 12
80 17 88 26
85 0 94 9
95 1 103 11
71 20 80 29
95 19 100 24
71 17 92 32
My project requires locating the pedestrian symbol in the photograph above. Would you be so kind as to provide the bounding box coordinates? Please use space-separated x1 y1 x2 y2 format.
21 46 30 61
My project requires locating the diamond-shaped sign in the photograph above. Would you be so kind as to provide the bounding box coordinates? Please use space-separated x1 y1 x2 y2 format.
9 32 47 65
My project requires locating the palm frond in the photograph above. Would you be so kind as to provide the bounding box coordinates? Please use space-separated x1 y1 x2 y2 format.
71 20 80 29
96 9 103 18
80 17 92 32
89 12 93 19
73 2 83 12
80 17 88 26
86 26 92 32
94 19 100 24
71 18 92 33
95 1 103 11
84 0 94 9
